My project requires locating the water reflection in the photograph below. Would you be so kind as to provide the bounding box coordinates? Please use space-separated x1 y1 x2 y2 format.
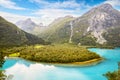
5 62 89 80
1 48 120 80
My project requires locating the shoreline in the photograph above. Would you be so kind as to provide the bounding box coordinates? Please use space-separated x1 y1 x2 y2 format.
7 57 103 67
44 58 103 67
84 46 115 49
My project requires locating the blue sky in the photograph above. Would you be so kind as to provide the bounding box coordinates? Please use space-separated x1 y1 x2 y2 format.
0 0 120 25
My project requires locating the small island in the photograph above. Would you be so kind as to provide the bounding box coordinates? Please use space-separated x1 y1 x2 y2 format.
3 44 103 66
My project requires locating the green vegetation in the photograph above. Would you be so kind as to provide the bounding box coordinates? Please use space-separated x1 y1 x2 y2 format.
0 71 5 80
104 62 120 80
38 15 99 46
0 16 46 47
9 53 20 57
34 45 44 49
39 16 74 43
103 27 120 47
73 36 97 46
104 70 120 80
3 44 102 64
0 51 5 80
0 52 5 67
85 45 115 49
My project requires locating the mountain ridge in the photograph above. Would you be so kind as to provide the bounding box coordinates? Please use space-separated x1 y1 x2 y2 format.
39 3 120 46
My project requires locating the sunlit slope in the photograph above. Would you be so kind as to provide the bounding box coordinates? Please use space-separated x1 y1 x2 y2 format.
39 16 74 43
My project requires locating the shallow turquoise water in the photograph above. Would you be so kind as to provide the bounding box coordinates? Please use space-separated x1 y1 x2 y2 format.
1 48 120 80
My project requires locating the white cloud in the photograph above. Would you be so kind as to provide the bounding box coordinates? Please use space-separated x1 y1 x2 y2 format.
29 0 90 9
34 8 76 18
33 8 81 24
33 9 82 25
5 63 56 80
0 11 54 26
53 0 80 9
43 0 80 9
1 8 81 26
0 11 30 23
104 0 120 7
0 0 92 26
5 63 89 80
30 0 91 25
0 0 25 10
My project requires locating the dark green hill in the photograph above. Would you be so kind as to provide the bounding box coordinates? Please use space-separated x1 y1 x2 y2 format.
0 16 45 47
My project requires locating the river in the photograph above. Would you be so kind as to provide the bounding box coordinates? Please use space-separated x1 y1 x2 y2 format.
1 48 120 80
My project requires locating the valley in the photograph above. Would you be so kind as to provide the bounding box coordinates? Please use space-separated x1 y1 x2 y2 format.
0 2 120 80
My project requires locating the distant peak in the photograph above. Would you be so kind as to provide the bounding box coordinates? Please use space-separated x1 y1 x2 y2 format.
65 15 73 18
99 3 112 8
25 18 35 23
39 23 43 26
91 3 114 12
26 18 32 21
95 3 114 11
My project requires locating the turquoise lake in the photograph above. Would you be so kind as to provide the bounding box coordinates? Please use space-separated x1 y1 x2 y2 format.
1 48 120 80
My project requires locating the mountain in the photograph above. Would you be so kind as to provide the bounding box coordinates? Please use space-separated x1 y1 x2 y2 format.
75 3 120 45
16 18 45 35
16 18 37 32
39 4 120 46
0 16 45 47
39 15 75 43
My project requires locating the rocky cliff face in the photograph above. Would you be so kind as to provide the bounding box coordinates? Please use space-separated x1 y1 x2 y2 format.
70 3 120 45
85 3 120 44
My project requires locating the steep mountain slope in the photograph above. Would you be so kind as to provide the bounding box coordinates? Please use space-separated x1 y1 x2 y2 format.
39 16 75 43
16 18 45 35
0 16 45 47
40 4 120 46
73 3 120 45
103 27 120 46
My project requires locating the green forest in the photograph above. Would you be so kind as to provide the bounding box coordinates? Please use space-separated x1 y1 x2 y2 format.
1 44 102 63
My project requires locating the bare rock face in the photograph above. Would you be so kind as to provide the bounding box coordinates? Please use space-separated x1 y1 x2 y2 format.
71 3 120 44
86 4 120 44
87 4 120 31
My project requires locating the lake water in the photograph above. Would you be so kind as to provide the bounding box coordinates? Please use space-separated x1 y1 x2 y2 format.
1 48 120 80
